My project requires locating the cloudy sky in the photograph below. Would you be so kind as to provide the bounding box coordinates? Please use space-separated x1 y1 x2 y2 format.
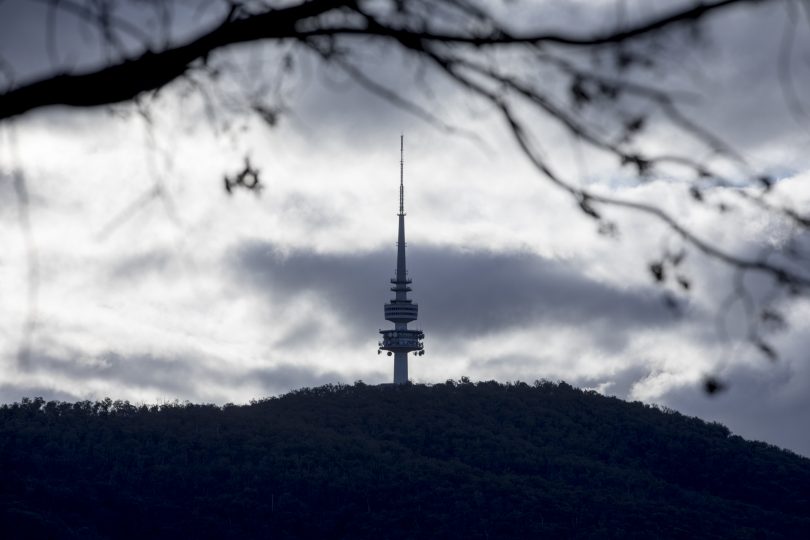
2 0 810 457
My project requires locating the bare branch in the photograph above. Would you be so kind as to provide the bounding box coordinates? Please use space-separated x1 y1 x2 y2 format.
0 0 767 121
337 0 765 47
418 46 810 291
0 0 349 120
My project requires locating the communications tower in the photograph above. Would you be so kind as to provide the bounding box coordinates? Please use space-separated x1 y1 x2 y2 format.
378 136 425 384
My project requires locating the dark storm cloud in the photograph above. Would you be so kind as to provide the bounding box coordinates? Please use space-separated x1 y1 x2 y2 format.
233 241 681 350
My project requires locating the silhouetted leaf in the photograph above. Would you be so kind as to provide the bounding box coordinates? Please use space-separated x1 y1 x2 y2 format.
649 262 665 282
758 175 773 191
615 50 635 70
703 376 727 395
224 157 263 195
621 154 650 174
625 116 645 134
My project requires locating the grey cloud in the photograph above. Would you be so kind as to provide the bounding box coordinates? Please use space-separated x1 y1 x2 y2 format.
233 241 681 351
0 382 82 403
21 349 221 398
248 363 386 394
13 346 382 402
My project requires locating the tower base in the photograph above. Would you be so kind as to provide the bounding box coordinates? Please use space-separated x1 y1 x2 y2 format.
393 352 408 384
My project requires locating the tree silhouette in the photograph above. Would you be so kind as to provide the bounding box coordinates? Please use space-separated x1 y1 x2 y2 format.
1 0 809 366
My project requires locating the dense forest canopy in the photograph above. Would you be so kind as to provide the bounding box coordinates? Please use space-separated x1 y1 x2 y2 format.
2 381 808 538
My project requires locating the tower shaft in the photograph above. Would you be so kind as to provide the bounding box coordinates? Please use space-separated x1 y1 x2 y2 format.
393 352 408 385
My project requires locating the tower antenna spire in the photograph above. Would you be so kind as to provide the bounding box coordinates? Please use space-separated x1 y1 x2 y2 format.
399 134 404 216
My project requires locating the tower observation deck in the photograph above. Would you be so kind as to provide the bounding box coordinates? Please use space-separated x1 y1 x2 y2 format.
378 136 425 384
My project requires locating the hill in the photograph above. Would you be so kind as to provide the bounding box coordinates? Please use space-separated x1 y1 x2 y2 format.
1 380 809 539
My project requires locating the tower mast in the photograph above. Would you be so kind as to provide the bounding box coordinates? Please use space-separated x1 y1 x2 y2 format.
400 135 404 215
379 136 425 384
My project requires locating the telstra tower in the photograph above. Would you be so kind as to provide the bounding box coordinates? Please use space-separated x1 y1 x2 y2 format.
378 136 425 384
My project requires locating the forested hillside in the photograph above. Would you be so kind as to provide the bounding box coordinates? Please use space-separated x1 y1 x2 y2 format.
2 380 809 539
